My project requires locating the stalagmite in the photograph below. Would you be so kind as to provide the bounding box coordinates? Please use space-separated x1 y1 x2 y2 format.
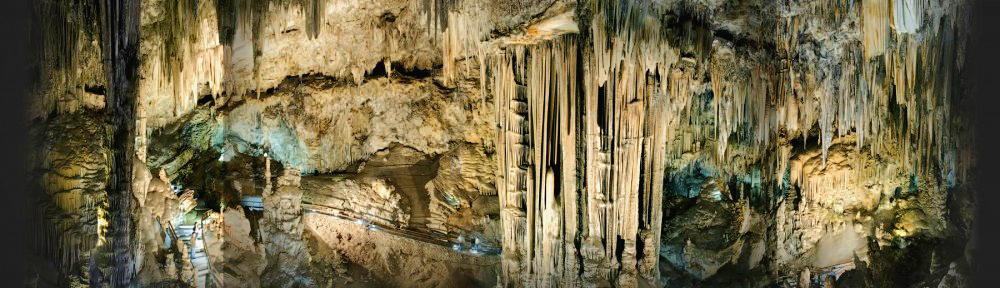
264 154 272 196
24 0 978 286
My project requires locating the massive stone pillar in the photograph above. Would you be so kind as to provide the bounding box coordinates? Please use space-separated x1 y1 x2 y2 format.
101 0 141 286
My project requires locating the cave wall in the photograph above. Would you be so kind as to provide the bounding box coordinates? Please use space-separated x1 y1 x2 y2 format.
24 0 977 287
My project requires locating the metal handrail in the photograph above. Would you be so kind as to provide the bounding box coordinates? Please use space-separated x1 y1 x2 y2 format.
301 203 501 256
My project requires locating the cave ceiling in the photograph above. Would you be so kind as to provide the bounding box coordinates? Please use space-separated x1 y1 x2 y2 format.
23 0 980 287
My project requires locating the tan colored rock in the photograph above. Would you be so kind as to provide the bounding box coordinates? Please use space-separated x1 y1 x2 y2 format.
204 208 267 288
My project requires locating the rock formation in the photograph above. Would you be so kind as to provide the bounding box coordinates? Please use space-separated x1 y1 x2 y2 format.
23 0 981 287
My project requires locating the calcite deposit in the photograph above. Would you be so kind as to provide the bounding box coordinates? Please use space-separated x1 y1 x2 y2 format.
23 0 982 287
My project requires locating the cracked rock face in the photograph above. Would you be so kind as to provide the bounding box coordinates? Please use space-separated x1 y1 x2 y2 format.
25 0 980 287
219 75 493 173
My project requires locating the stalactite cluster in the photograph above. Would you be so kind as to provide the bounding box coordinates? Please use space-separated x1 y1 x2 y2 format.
486 0 974 286
489 2 691 286
30 0 106 118
24 0 978 286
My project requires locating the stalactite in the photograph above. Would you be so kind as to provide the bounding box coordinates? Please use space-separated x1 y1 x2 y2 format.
423 0 448 37
305 0 324 39
893 0 924 34
861 0 889 60
492 34 587 287
498 1 971 283
439 9 491 88
148 0 330 100
25 0 975 285
442 11 461 86
31 0 106 118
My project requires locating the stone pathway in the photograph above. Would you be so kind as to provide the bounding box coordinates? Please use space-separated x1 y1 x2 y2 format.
175 210 212 287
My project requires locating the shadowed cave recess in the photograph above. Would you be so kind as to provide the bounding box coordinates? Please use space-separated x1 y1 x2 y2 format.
24 0 979 287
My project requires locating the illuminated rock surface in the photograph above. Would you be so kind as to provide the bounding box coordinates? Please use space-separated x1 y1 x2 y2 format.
24 0 980 287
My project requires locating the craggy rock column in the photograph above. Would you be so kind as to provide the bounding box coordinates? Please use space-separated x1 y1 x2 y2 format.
494 42 527 286
639 81 668 284
101 0 141 286
261 166 313 286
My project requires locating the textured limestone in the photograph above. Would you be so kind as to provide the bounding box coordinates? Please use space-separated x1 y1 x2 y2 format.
260 167 315 287
28 112 108 286
426 143 497 233
32 0 560 129
304 212 499 288
26 0 979 286
302 176 411 227
220 75 493 173
132 166 195 287
203 207 267 287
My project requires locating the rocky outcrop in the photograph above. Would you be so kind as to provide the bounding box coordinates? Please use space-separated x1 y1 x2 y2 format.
146 105 223 182
425 143 497 234
303 176 411 227
304 212 499 288
260 167 314 287
203 207 267 287
132 165 196 287
219 74 493 173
